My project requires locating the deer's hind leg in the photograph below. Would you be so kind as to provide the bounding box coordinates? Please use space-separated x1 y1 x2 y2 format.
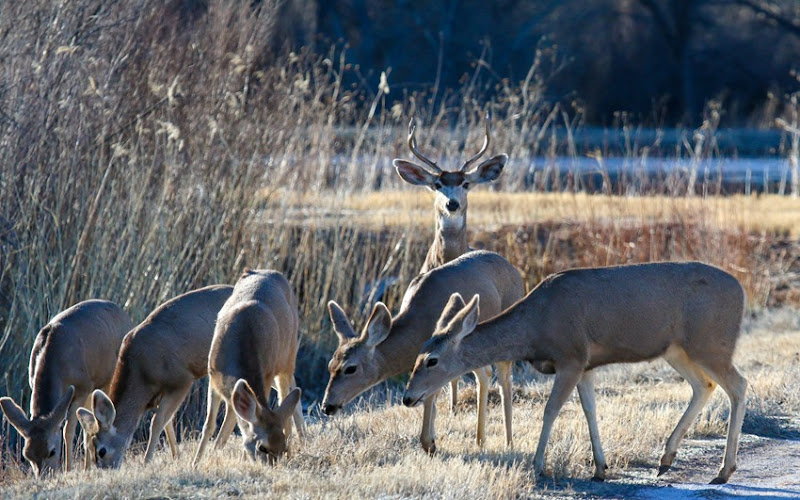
694 357 747 484
660 346 717 476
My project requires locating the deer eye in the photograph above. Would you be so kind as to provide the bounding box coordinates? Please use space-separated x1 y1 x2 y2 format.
343 365 357 375
257 443 269 454
462 182 470 189
426 357 439 368
48 449 56 458
434 181 443 190
98 447 106 459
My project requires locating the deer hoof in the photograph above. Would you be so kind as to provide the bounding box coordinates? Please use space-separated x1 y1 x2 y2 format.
657 465 671 476
422 440 436 455
709 476 728 485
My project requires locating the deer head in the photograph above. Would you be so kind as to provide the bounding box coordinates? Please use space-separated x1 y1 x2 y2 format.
231 380 300 464
0 385 74 477
393 118 507 225
321 301 392 415
404 294 480 407
76 389 128 469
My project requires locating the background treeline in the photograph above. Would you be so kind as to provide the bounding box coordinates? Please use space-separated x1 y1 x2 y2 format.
273 0 800 125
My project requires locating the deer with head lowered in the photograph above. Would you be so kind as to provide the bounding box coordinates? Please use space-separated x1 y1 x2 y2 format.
0 300 133 477
404 262 748 484
76 285 233 469
393 117 510 412
322 250 524 453
193 269 304 466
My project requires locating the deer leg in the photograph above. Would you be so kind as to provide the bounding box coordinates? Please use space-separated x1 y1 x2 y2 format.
576 370 607 481
193 387 221 466
144 387 188 463
534 367 583 477
81 393 94 470
449 379 458 413
420 389 440 454
473 365 491 447
495 361 514 448
165 421 178 458
703 363 747 484
275 373 305 440
62 402 80 472
660 349 716 476
214 400 238 450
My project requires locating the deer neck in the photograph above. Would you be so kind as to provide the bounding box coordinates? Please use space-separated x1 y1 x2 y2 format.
458 303 539 371
30 362 63 418
374 311 439 379
107 366 152 437
428 210 469 267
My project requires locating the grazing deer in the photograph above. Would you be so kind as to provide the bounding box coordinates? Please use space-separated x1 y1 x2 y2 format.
193 269 304 465
0 300 132 476
76 285 233 469
393 117 509 411
322 250 524 453
404 262 748 484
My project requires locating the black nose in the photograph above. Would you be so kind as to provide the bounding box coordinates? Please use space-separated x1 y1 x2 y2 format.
445 200 459 212
402 395 414 407
322 404 339 415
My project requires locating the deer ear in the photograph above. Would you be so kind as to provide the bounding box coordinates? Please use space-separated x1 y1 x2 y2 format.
328 301 358 344
232 379 260 424
363 302 392 348
91 390 116 431
48 385 75 428
76 407 99 435
437 293 467 330
275 388 301 423
0 397 31 437
466 154 507 184
453 295 480 342
394 159 437 186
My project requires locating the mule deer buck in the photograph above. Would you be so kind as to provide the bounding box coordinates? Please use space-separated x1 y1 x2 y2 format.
0 300 132 476
393 117 509 411
76 285 233 468
193 269 304 465
322 250 524 453
404 262 748 484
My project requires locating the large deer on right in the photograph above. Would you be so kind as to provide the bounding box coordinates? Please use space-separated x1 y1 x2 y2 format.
404 262 748 484
392 118 512 413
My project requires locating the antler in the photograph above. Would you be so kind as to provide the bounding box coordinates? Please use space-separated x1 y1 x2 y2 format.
407 118 441 174
460 116 490 172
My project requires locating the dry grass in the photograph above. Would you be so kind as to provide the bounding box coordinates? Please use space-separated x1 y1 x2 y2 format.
1 309 797 498
269 189 800 237
2 2 800 496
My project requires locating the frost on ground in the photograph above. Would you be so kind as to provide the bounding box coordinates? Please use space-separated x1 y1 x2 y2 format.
1 308 799 499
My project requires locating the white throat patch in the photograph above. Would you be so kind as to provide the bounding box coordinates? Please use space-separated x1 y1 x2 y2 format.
440 213 465 230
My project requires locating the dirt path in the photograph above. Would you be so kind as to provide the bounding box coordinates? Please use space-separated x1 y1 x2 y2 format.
546 433 800 499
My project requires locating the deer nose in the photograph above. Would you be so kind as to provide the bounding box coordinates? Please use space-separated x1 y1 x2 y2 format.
402 395 414 407
445 199 460 212
322 403 339 415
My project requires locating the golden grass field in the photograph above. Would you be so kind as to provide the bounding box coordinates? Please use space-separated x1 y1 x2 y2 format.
2 191 800 498
1 305 798 499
